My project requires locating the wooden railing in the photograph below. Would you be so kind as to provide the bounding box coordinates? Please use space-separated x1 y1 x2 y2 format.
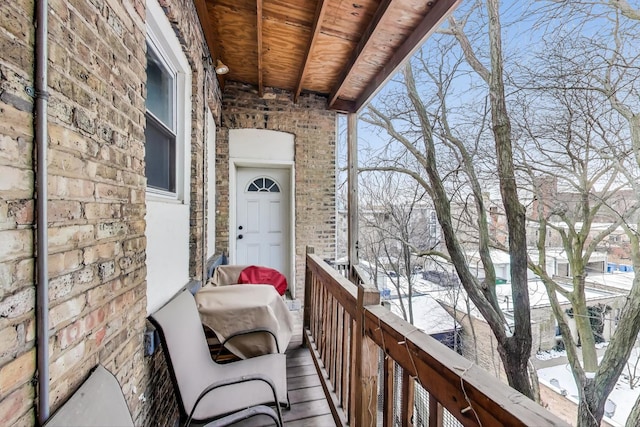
304 247 570 427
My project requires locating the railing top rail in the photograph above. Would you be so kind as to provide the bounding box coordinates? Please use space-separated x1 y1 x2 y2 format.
364 305 570 427
306 253 359 316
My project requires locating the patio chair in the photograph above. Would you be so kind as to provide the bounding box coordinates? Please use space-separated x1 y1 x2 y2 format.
149 289 288 426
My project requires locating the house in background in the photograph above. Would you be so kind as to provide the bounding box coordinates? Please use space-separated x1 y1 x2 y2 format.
1 0 486 426
439 278 627 382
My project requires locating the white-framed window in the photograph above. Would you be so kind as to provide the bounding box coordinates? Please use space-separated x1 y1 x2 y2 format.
145 45 176 192
145 0 192 313
145 0 191 200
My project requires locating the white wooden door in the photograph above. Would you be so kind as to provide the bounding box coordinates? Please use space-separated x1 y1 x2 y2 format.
236 168 290 280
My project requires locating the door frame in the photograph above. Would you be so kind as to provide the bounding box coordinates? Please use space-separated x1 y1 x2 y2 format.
229 159 296 297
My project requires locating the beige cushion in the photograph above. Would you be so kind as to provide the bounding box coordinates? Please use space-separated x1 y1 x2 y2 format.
210 265 249 286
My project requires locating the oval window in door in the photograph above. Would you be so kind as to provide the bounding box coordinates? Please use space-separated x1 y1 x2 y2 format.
246 177 281 193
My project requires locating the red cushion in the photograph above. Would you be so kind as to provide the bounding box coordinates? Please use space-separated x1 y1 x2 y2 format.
238 266 288 296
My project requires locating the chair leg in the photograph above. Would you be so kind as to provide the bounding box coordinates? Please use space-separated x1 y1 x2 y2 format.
286 393 291 410
274 400 284 427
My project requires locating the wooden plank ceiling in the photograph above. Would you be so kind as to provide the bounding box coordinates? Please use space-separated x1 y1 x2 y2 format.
197 0 460 112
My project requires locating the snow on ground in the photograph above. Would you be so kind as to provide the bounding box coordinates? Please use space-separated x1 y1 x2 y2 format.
536 348 567 361
535 343 609 361
537 347 640 426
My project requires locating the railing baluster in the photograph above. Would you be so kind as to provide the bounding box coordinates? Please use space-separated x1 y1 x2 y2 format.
312 275 320 346
330 297 338 392
428 392 443 427
341 308 350 417
335 304 344 402
401 370 415 427
319 284 327 362
383 356 395 427
304 246 314 331
349 316 357 426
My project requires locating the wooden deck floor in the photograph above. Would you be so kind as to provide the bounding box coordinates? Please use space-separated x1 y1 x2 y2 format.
231 346 337 426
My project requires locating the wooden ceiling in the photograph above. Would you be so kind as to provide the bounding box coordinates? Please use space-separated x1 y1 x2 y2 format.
195 0 460 112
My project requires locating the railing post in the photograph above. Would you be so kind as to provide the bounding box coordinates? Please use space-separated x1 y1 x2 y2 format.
304 246 314 333
354 283 380 426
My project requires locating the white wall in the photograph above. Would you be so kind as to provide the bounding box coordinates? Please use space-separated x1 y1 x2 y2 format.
229 129 294 160
145 200 190 313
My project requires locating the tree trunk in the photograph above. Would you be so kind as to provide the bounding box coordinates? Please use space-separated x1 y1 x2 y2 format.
438 0 534 399
576 382 604 427
486 0 534 399
626 393 640 427
498 336 535 399
572 294 598 372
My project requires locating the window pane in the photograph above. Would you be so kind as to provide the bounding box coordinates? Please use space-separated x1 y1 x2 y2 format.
145 115 175 192
146 46 173 127
247 177 280 193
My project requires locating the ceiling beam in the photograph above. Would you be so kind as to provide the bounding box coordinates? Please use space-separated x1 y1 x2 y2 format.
353 0 461 112
327 0 393 109
194 0 217 59
294 0 329 103
193 0 224 85
257 0 264 97
331 98 357 114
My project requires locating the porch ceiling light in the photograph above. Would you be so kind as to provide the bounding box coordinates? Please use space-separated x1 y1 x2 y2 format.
215 59 229 75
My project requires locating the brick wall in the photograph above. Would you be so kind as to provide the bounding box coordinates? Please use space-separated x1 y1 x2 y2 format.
216 82 337 300
451 310 510 382
0 0 220 425
540 383 615 427
0 1 36 423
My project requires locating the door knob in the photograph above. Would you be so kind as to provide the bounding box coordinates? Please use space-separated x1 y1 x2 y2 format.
238 234 243 239
238 225 243 230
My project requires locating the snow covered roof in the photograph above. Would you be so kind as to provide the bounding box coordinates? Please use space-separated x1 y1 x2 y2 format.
465 249 512 265
437 279 624 323
502 280 623 309
586 271 636 291
538 248 608 264
537 347 640 427
388 294 459 335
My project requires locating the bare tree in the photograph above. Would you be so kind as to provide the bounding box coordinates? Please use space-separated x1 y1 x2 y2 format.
362 0 536 399
516 3 640 425
358 173 433 324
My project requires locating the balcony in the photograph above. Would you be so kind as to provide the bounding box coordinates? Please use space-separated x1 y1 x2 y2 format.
242 248 568 427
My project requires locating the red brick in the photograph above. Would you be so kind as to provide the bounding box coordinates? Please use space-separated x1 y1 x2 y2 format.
0 384 33 426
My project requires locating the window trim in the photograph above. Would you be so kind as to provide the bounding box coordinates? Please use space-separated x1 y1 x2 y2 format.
145 0 191 203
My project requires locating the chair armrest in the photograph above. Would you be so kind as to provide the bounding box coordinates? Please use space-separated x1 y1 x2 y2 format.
198 405 281 427
215 327 280 361
185 373 280 426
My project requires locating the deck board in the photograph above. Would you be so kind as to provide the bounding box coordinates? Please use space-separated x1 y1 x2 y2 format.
231 346 337 426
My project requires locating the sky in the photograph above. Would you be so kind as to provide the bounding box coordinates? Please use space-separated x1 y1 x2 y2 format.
337 0 640 203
